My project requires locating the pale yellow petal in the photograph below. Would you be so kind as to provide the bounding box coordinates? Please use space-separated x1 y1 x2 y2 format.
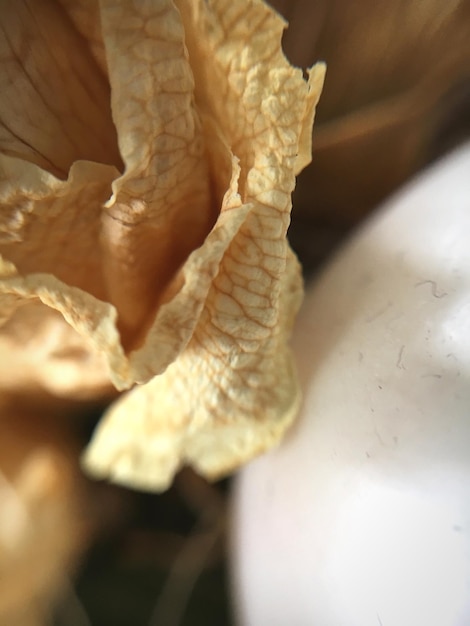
84 0 324 490
0 0 323 490
97 0 214 339
0 157 125 395
0 303 113 400
0 157 118 297
84 248 303 490
112 0 324 382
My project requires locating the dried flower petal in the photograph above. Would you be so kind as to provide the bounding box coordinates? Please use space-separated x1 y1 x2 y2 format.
0 0 323 490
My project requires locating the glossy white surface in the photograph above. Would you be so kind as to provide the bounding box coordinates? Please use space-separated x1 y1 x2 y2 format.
232 142 470 626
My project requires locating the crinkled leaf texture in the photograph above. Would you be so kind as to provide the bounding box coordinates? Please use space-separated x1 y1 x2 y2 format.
0 0 324 491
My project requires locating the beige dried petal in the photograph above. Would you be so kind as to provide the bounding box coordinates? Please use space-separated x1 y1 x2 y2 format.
84 0 324 490
0 0 324 490
0 304 113 400
84 247 303 490
0 1 120 176
0 158 123 397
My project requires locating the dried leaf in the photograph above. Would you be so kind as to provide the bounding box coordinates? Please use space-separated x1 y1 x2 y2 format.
0 0 323 490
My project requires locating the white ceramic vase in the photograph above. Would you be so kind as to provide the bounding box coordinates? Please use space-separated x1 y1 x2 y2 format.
232 142 470 626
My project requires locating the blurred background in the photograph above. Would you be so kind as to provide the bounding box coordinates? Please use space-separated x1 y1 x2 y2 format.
1 1 469 624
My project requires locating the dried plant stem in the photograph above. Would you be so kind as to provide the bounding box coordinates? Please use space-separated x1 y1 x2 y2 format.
55 577 91 626
148 472 226 626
